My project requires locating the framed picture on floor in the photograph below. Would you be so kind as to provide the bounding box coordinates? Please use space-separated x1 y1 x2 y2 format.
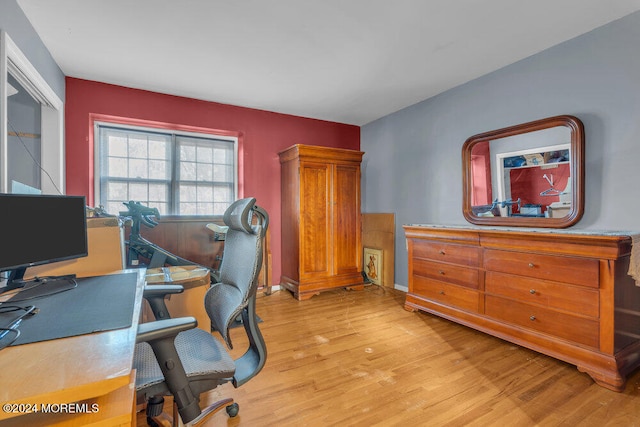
363 247 383 285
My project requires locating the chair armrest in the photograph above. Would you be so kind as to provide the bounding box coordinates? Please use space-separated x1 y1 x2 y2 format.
143 285 184 320
136 316 202 423
143 284 184 297
137 316 197 343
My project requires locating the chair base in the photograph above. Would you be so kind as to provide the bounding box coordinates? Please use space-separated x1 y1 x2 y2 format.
144 396 239 427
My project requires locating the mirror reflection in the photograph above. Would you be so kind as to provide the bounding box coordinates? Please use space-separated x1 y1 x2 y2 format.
471 127 571 218
462 115 584 228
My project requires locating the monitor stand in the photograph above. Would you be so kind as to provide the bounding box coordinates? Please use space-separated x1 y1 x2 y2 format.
1 267 29 294
1 267 77 299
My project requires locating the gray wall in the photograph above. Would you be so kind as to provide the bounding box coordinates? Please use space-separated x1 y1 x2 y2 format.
0 0 65 101
361 11 640 287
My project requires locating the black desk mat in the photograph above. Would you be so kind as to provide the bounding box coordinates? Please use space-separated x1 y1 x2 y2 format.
1 272 138 346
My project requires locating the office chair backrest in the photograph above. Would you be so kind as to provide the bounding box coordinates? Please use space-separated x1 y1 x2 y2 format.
205 197 268 348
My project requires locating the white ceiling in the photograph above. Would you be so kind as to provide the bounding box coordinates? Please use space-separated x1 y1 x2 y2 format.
17 0 640 125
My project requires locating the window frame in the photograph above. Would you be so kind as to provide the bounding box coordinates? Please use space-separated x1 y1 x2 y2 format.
1 31 64 194
93 116 239 216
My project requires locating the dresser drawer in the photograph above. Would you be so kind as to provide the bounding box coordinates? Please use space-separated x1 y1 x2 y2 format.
412 275 481 313
484 249 599 288
413 258 479 289
485 271 599 317
413 240 480 267
485 295 599 348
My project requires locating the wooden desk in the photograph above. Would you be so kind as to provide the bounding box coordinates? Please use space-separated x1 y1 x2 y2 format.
144 266 210 331
0 269 145 426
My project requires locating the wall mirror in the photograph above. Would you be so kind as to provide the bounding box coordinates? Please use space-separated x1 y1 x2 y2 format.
462 115 584 228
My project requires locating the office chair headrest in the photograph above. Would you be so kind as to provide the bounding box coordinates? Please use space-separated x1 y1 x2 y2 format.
223 198 257 234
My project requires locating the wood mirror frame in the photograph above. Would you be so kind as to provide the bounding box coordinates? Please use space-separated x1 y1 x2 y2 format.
462 115 585 228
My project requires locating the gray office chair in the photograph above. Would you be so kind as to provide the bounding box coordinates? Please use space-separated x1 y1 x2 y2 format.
134 197 268 426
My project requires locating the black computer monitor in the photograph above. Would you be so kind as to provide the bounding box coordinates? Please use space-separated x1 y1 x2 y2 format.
0 193 88 290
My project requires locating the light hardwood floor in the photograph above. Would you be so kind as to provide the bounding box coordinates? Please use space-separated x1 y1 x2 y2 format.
137 285 640 426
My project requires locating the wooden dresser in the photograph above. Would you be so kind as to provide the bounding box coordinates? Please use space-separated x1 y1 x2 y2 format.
279 144 364 300
404 224 640 391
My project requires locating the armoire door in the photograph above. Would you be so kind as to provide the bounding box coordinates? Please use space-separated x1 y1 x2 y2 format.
333 163 361 276
299 161 332 281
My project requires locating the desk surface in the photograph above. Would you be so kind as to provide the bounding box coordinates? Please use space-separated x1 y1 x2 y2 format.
0 269 145 426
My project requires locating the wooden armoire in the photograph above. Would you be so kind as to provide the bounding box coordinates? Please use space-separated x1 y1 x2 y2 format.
279 144 364 300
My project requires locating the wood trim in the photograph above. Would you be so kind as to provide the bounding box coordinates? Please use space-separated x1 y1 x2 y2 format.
278 144 364 164
8 131 40 139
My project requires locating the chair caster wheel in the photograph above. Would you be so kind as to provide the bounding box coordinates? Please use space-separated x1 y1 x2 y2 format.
226 402 239 417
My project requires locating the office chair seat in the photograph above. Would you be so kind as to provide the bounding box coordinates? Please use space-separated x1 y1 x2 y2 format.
134 328 235 396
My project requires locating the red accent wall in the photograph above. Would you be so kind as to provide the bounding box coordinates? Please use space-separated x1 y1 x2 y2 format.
470 142 492 206
65 77 360 285
509 163 570 214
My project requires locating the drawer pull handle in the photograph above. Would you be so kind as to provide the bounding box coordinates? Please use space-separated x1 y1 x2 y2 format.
439 290 445 295
529 289 536 294
530 315 536 321
439 270 445 275
439 250 446 255
528 262 535 268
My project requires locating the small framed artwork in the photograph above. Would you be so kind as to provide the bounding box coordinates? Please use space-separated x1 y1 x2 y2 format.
363 247 383 285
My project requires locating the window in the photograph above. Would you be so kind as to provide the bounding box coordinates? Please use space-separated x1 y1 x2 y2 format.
1 31 64 194
6 72 42 192
96 123 237 216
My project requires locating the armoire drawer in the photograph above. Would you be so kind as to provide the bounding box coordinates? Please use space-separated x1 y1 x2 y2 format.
412 275 481 313
413 240 480 267
483 249 599 288
485 295 599 348
485 271 599 317
413 258 479 289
